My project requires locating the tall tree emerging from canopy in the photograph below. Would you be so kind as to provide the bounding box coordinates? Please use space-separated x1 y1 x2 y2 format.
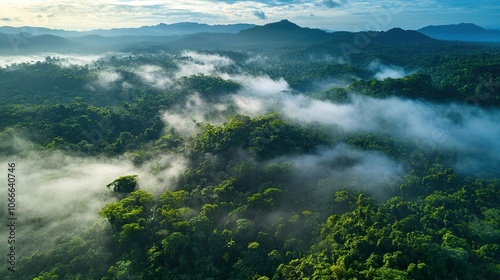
106 175 139 193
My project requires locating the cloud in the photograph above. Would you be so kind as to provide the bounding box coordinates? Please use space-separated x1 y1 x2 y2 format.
277 94 500 177
0 53 106 68
3 0 500 32
162 94 207 137
244 54 268 65
162 52 291 135
0 150 186 221
163 50 500 178
162 51 292 132
0 152 131 256
368 61 407 80
232 95 265 116
176 50 234 78
173 51 288 97
228 75 289 116
0 137 187 260
162 93 230 137
253 10 267 20
134 64 173 89
278 143 404 195
184 50 499 178
96 70 122 89
234 75 289 96
321 0 345 8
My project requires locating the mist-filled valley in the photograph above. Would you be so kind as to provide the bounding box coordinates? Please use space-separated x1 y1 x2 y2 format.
1 20 500 279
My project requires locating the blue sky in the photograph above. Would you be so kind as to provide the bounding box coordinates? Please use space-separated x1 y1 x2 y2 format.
2 0 499 31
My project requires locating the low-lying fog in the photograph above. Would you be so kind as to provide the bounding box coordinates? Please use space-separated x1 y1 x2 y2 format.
1 49 499 261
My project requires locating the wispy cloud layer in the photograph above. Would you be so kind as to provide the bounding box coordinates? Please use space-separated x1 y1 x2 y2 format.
3 0 499 31
161 51 500 178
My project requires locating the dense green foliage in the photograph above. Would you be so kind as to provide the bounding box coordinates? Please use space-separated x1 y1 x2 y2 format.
1 27 499 280
277 178 500 279
192 114 330 159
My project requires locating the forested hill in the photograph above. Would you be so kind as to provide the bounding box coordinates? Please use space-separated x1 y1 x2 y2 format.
419 23 500 42
0 20 500 280
236 19 331 43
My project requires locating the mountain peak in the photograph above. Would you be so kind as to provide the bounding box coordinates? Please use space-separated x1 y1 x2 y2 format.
237 20 329 43
238 19 305 35
264 19 301 30
240 19 302 31
277 19 297 25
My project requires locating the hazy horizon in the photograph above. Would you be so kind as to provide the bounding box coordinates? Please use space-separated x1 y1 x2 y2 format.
0 19 498 35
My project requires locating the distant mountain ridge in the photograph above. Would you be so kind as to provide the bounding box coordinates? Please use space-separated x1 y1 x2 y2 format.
88 22 256 37
0 32 81 53
0 20 496 55
0 22 256 38
418 23 500 42
0 26 81 37
2 21 499 41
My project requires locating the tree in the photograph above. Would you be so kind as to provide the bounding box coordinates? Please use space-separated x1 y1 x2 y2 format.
106 175 139 193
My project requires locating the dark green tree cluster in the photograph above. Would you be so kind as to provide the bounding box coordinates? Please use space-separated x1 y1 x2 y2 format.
0 102 168 156
106 175 139 193
0 61 89 105
179 74 242 98
276 177 500 279
192 113 330 159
